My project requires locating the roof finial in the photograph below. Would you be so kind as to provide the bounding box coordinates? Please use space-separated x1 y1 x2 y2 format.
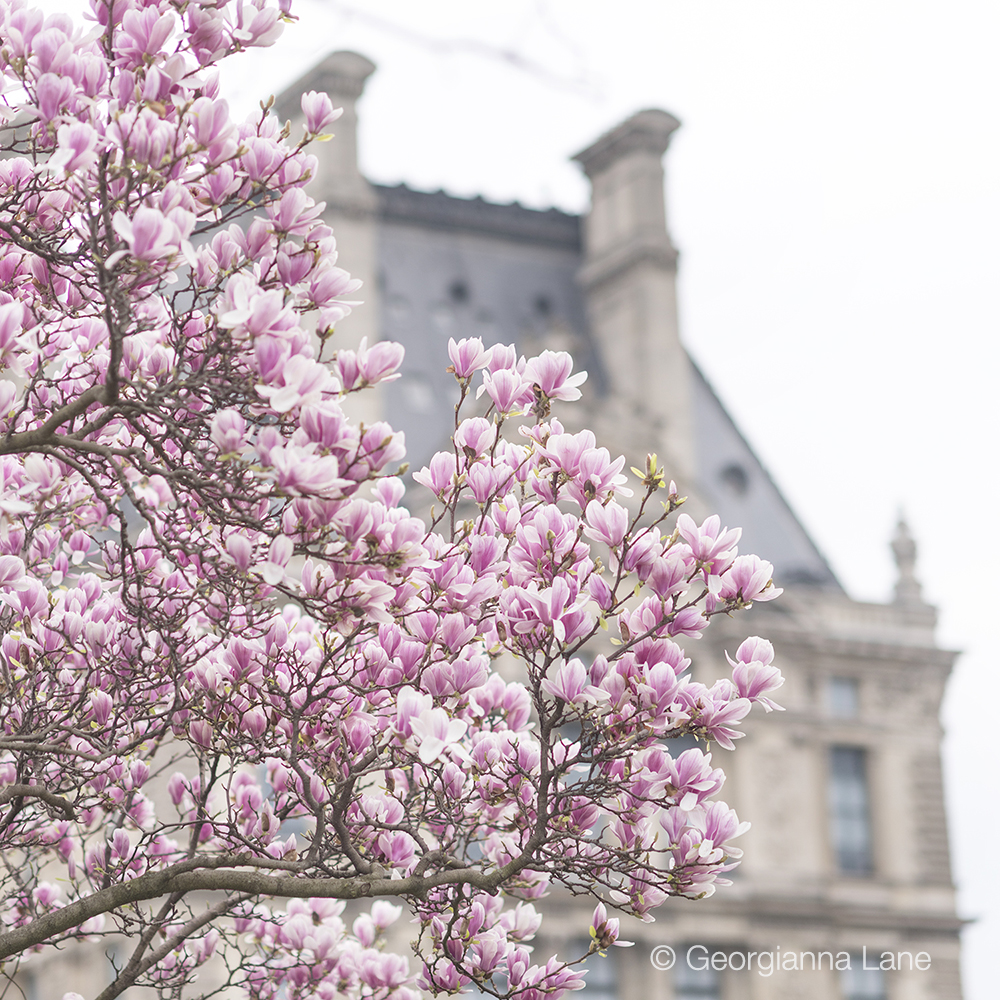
891 513 925 607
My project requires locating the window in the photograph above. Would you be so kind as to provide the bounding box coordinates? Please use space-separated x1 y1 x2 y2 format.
674 957 721 1000
829 747 873 875
666 732 703 756
827 677 859 719
841 955 887 999
718 462 749 496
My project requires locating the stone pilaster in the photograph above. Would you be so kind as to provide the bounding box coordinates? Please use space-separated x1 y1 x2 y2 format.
572 110 695 490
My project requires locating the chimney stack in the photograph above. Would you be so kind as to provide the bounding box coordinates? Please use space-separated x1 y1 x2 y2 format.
573 110 694 489
274 50 377 214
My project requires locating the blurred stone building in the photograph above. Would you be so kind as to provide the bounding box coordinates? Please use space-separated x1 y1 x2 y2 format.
273 52 964 1000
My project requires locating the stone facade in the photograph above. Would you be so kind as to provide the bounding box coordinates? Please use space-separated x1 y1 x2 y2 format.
273 52 963 1000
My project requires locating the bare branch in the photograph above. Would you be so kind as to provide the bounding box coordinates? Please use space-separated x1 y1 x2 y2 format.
0 785 76 821
0 857 515 962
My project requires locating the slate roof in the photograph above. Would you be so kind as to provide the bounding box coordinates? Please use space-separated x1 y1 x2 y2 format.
376 183 581 249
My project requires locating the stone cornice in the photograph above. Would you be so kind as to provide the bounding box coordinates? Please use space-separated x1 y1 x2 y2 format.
373 183 582 249
747 627 959 669
572 108 681 177
576 235 679 291
709 596 959 669
321 188 379 220
728 897 964 936
650 893 965 937
274 51 376 122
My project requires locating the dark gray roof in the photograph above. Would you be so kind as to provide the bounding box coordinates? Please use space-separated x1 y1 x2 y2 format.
374 183 581 250
375 185 590 469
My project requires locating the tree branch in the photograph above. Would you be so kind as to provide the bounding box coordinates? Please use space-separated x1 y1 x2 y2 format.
0 855 512 961
93 893 250 1000
0 385 107 455
0 784 75 821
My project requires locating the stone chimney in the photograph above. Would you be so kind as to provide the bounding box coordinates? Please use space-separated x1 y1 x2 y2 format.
274 50 377 214
274 52 381 425
572 110 695 489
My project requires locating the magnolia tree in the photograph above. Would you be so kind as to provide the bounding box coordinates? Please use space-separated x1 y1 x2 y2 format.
0 2 785 999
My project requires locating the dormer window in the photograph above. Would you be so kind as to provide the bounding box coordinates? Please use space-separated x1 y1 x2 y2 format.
718 462 749 496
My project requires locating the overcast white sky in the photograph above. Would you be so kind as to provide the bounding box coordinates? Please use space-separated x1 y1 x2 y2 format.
37 0 1000 994
224 2 1000 994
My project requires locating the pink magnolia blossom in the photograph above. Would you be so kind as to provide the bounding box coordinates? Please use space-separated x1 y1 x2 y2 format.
412 451 457 497
254 534 293 586
309 265 362 305
455 416 495 457
300 90 343 133
677 513 741 572
540 658 609 708
116 7 176 67
408 708 469 764
589 902 633 951
257 355 333 412
231 1 284 47
112 207 187 264
219 278 299 340
267 186 326 234
448 336 489 378
680 683 753 751
0 380 17 417
264 441 350 496
487 342 520 372
0 554 26 588
465 460 498 503
210 409 248 454
719 553 783 604
336 337 404 389
88 689 113 726
32 72 76 122
48 121 99 175
524 349 588 401
189 720 214 749
0 301 27 372
481 367 530 414
583 499 629 547
187 97 237 163
727 636 785 712
663 748 725 811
